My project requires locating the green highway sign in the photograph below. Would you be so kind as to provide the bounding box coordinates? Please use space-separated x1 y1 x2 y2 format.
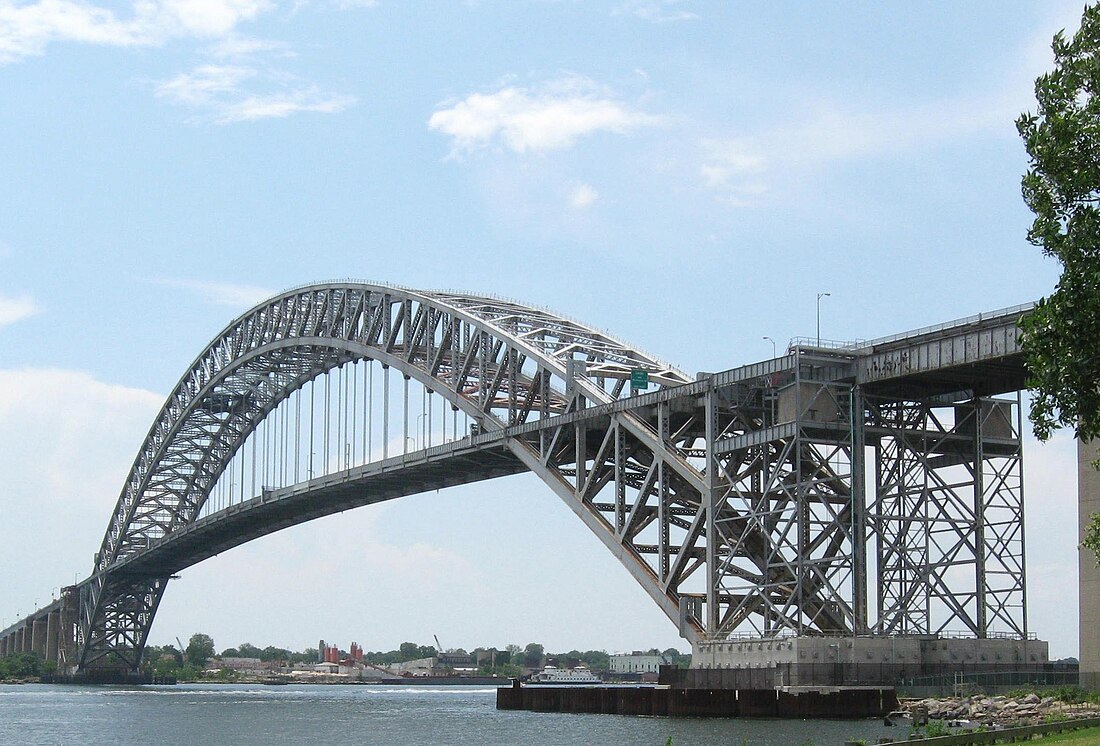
630 369 649 390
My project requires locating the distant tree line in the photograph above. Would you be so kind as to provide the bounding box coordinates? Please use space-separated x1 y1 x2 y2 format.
0 633 690 682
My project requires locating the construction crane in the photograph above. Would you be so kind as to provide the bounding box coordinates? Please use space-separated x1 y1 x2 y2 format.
433 634 443 654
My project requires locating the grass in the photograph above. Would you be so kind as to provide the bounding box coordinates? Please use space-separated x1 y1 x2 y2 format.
1029 724 1100 743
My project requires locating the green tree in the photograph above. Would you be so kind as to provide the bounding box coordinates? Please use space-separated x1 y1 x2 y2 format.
237 642 262 659
0 652 44 679
1017 2 1100 560
260 646 291 662
291 648 318 664
185 633 216 668
523 643 544 668
580 650 610 671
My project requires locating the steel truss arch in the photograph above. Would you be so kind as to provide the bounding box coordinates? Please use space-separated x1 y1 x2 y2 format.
80 282 701 668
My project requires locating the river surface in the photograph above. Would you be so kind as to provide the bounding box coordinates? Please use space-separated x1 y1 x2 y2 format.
0 683 900 745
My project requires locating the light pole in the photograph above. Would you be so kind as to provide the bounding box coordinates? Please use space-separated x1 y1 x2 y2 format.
762 336 777 357
816 292 831 346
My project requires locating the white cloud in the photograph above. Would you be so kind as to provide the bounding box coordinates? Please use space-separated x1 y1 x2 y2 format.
0 368 162 617
614 0 697 23
429 75 660 155
0 0 272 64
206 34 290 59
152 278 274 307
217 88 355 122
697 93 1016 205
699 138 766 186
569 182 598 209
156 64 253 105
155 64 354 123
0 292 39 327
0 0 352 123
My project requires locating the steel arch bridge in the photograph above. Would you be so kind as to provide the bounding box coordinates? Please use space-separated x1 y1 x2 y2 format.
0 283 1035 674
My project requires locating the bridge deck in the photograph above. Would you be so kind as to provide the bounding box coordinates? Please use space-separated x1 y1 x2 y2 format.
109 436 527 579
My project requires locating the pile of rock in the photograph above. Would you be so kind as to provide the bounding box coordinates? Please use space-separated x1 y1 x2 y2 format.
899 693 1100 727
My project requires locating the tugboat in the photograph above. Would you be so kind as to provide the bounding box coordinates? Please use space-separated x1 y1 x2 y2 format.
527 665 601 684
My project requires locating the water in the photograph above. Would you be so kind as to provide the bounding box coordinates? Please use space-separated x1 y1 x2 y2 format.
0 684 898 745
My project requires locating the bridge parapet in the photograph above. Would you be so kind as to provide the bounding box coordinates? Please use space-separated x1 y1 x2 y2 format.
850 302 1032 397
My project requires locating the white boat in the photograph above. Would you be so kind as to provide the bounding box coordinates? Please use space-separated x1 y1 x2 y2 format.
527 665 602 684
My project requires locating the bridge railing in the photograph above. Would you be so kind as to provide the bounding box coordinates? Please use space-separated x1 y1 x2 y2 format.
844 301 1036 351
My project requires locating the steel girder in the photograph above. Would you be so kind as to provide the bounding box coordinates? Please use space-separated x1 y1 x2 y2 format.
72 284 1030 671
79 282 699 669
702 363 861 638
866 393 1026 638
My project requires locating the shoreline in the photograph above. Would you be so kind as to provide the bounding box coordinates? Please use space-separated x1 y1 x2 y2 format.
897 693 1100 728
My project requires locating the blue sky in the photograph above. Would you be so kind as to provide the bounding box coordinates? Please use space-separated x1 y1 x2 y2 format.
0 1 1086 658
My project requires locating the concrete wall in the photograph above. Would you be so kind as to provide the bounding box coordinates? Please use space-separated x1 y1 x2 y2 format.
691 636 1049 687
1080 438 1100 689
777 382 845 425
919 638 1047 667
692 636 921 670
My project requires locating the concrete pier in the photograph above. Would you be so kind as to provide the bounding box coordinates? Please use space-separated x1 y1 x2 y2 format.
46 611 59 666
689 635 1048 688
31 619 46 657
60 587 78 668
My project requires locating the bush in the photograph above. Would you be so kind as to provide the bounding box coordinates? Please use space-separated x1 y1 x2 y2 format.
0 652 45 679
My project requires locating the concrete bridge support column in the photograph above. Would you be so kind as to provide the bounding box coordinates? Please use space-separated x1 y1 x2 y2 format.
59 587 78 670
1 634 8 657
46 611 60 666
31 619 46 658
1080 438 1100 690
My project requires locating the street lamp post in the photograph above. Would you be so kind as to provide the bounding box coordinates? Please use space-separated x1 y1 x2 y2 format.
762 336 777 357
816 292 831 347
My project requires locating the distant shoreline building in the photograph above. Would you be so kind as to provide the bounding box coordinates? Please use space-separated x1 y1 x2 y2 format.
609 652 668 675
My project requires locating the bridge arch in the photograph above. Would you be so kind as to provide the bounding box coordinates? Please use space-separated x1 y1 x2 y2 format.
79 282 696 669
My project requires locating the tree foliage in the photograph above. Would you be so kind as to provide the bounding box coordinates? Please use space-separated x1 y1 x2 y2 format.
0 652 49 679
523 643 544 668
185 633 216 668
1017 3 1100 444
1018 4 1100 563
236 642 262 659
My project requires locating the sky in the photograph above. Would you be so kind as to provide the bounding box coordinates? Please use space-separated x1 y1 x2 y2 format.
0 1 1088 659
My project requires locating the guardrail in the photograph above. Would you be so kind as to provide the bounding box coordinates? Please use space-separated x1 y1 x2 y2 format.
879 715 1100 745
